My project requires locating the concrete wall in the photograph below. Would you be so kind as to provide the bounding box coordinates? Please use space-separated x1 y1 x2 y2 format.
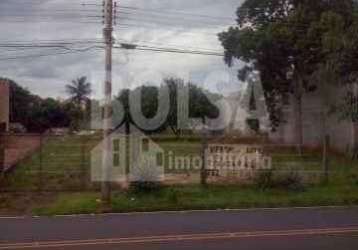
270 86 356 153
0 80 9 132
0 134 42 172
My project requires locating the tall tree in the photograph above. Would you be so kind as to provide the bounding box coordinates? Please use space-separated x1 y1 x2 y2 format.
65 76 92 130
3 78 71 132
219 0 356 148
163 77 219 136
115 78 220 136
66 76 92 106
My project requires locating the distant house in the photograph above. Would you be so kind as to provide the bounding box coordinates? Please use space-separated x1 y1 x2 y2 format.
91 125 165 183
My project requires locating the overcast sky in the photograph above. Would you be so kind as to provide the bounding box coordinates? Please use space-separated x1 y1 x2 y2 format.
0 0 244 99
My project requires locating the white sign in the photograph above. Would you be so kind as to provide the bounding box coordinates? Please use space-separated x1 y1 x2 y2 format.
206 144 272 177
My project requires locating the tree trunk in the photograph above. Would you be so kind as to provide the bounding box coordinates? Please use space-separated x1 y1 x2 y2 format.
352 122 358 160
200 117 207 187
229 93 241 132
321 109 329 183
200 135 208 187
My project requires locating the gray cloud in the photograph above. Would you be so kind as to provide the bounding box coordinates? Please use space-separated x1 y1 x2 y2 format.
0 0 244 98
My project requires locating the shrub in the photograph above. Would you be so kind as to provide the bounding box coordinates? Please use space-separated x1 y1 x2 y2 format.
254 170 274 191
166 188 179 204
129 160 163 194
277 172 305 192
129 181 162 194
254 170 305 192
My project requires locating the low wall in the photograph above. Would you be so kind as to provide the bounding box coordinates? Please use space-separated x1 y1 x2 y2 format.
0 133 42 172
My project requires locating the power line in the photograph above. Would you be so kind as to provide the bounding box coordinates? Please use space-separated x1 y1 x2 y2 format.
115 13 233 28
114 23 221 36
118 5 236 22
115 38 222 53
0 38 223 55
0 46 100 61
0 38 103 44
115 10 235 27
0 18 102 24
113 44 224 57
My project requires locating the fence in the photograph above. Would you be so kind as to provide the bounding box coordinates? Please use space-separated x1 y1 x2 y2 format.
0 133 102 192
0 132 355 192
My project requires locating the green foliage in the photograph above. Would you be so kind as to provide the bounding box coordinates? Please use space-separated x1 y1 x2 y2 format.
163 77 220 136
65 76 92 131
167 188 180 204
3 78 71 132
246 118 260 132
65 76 91 106
254 170 274 191
115 77 220 135
129 181 163 194
219 0 358 130
277 172 305 192
254 170 305 192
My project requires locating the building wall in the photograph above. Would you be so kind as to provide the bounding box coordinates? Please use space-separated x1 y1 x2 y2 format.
0 80 10 132
270 86 356 153
0 134 42 172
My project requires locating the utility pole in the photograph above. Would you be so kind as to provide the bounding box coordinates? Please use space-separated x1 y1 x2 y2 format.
101 0 114 203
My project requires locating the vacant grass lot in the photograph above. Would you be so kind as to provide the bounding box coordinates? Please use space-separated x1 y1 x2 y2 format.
1 134 358 215
1 134 102 191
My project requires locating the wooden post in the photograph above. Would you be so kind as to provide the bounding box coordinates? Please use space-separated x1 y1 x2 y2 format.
200 123 208 187
38 133 43 192
0 134 4 175
352 122 358 160
322 135 330 183
81 137 87 190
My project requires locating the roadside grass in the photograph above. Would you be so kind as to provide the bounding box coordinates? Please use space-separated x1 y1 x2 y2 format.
31 182 358 216
32 193 101 216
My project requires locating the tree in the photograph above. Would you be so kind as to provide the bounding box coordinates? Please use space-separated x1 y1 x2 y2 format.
219 0 356 148
65 76 92 130
163 77 219 136
115 78 220 136
3 78 71 133
66 76 92 106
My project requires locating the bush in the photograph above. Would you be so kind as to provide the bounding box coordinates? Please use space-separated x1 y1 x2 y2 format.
254 170 274 191
129 159 164 194
166 188 179 204
254 170 305 192
277 172 305 192
129 181 162 194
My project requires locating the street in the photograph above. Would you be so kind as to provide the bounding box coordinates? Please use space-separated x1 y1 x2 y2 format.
1 207 358 249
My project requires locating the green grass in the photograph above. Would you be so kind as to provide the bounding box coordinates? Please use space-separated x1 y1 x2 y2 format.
33 193 101 216
2 134 102 191
31 183 358 216
1 135 203 192
2 134 358 216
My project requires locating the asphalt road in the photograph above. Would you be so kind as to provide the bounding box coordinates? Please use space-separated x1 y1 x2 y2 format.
1 207 358 250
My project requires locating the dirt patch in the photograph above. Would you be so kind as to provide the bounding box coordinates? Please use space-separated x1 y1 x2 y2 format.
0 192 58 216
